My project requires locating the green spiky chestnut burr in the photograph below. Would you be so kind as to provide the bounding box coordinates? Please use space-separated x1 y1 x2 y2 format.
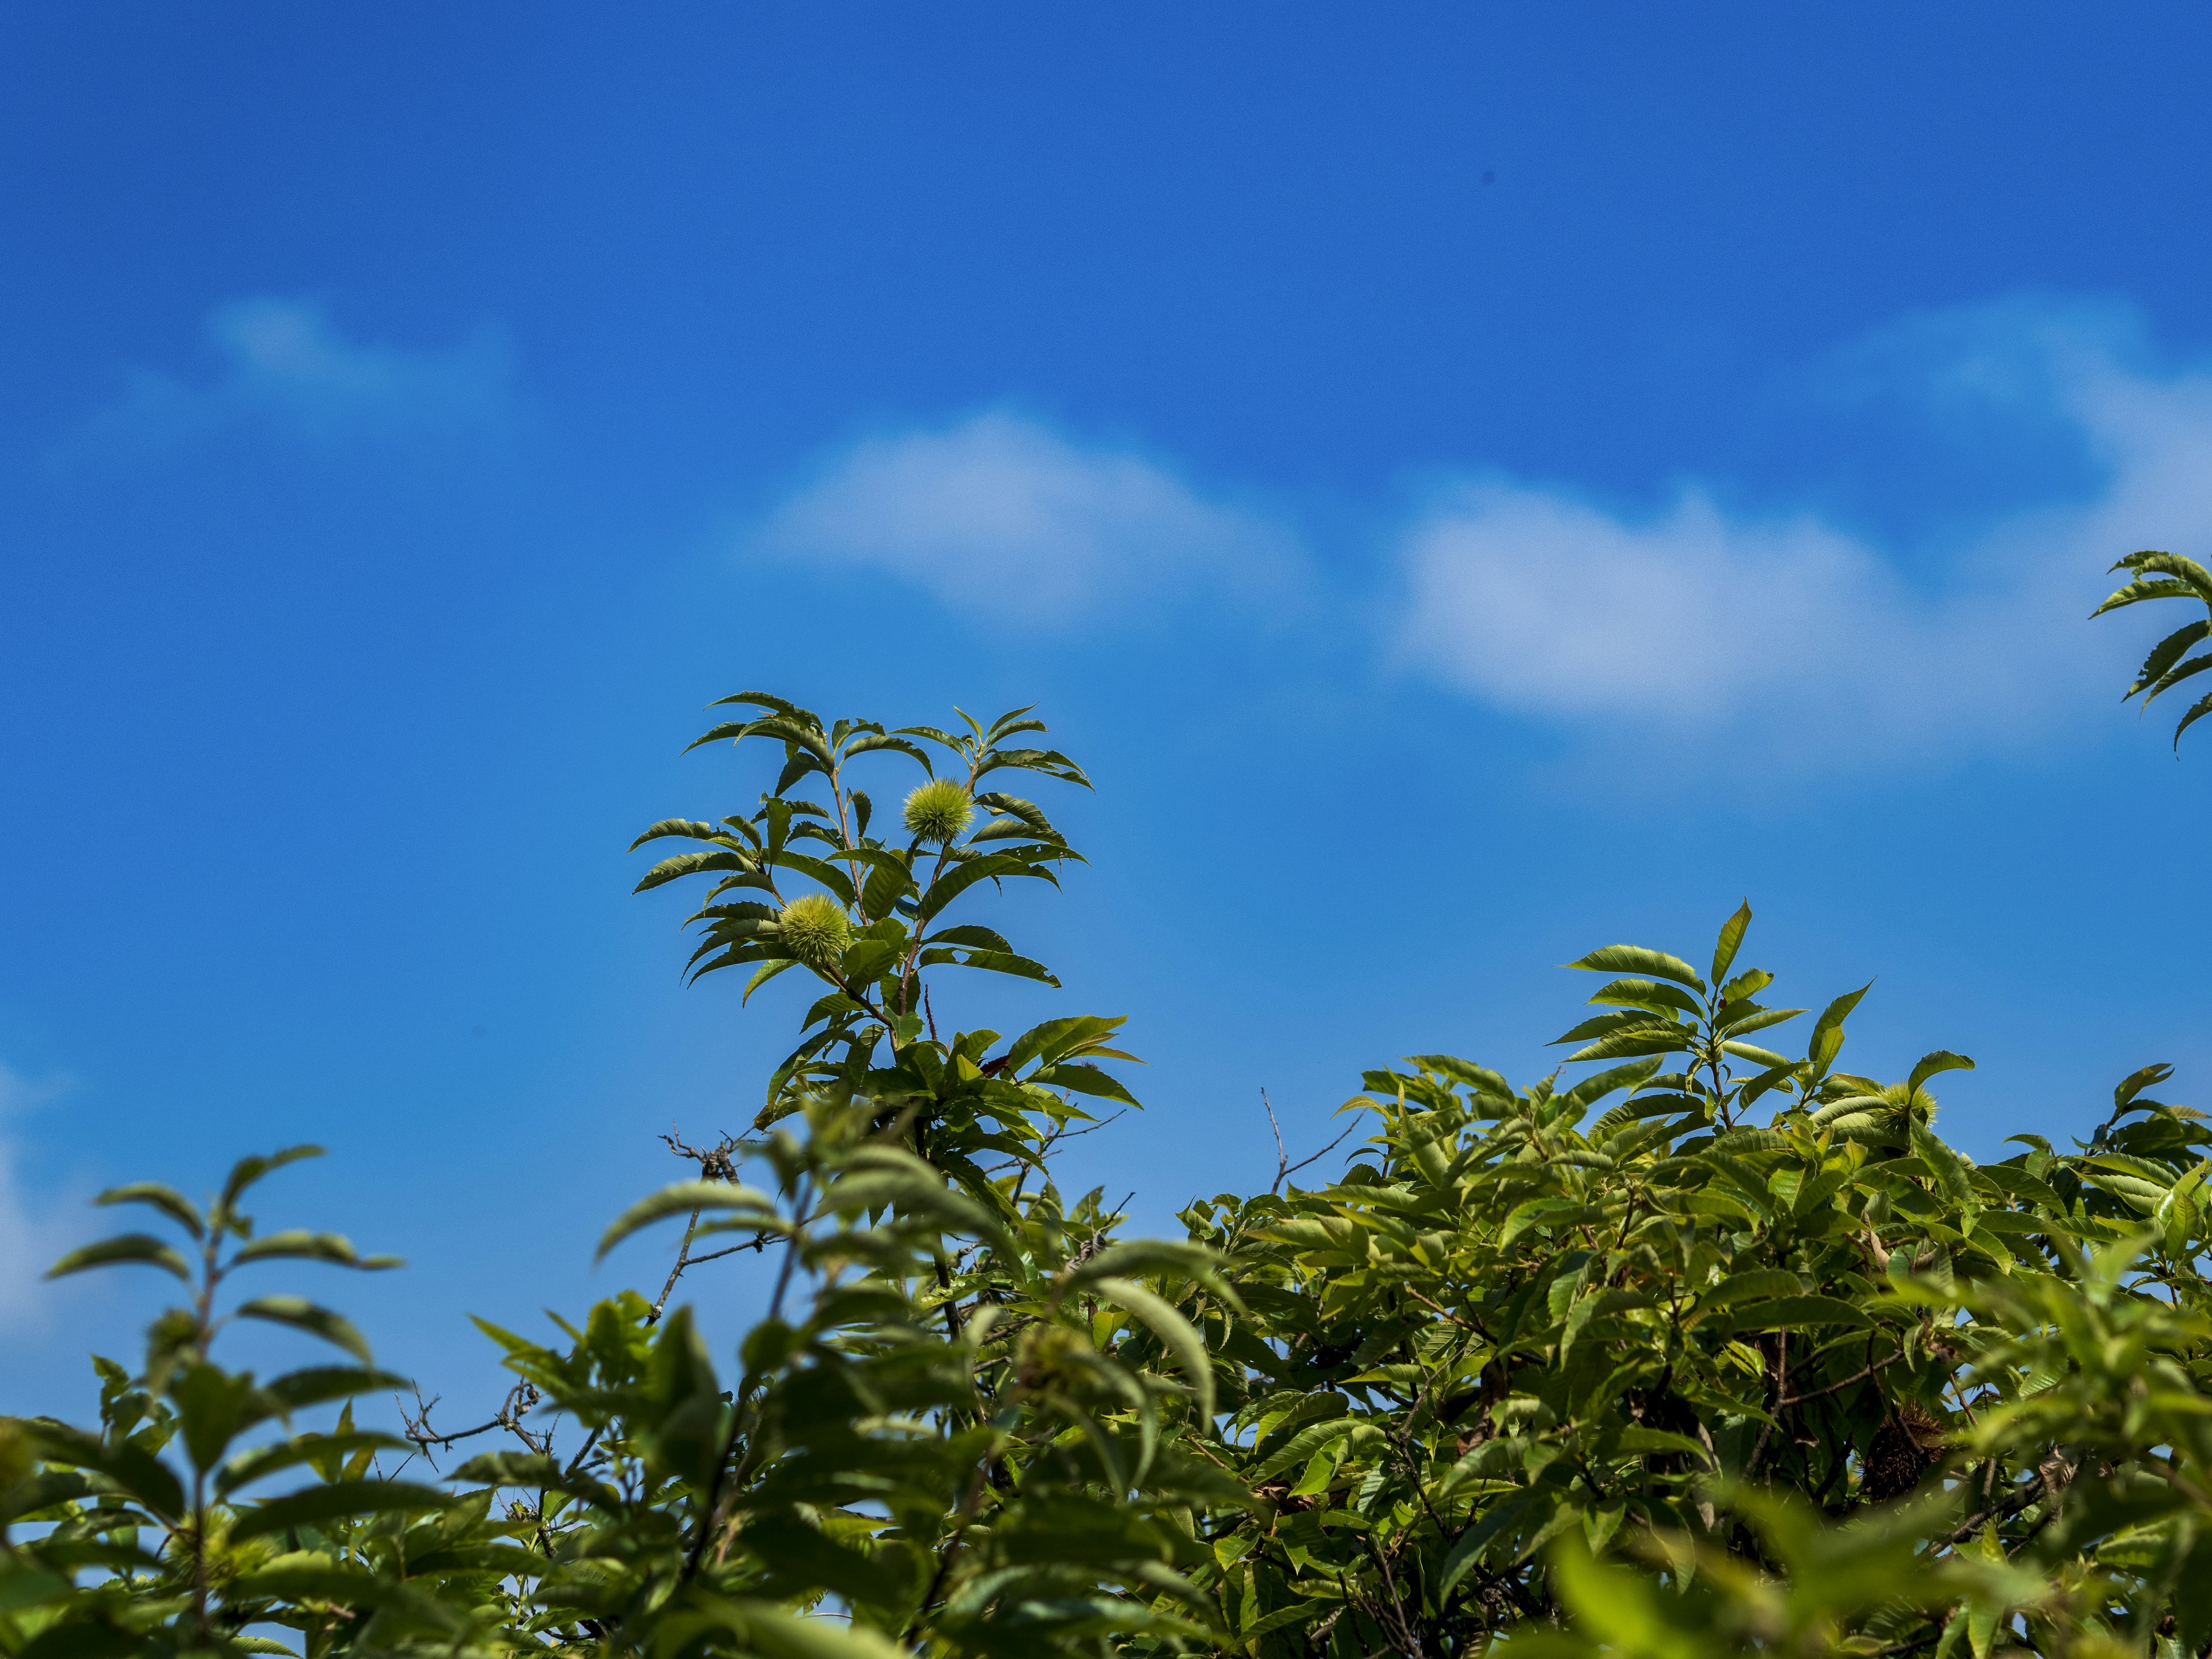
777 892 852 969
902 778 975 844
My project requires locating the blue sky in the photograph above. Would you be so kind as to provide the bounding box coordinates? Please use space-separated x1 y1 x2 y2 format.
7 5 2212 1417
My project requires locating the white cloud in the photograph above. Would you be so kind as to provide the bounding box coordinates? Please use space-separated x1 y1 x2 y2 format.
749 412 1304 626
63 298 512 454
0 1061 76 1327
1391 301 2212 762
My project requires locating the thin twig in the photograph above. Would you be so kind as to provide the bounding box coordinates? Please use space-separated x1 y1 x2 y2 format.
682 1171 813 1584
398 1381 550 1464
1777 1345 1905 1407
979 1109 1126 1176
650 1126 746 1321
1263 1088 1358 1195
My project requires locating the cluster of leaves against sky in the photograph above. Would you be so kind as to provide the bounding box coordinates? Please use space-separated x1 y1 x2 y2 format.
7 551 2212 1659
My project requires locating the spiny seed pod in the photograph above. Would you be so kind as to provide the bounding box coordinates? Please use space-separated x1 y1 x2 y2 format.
903 778 974 844
777 892 851 969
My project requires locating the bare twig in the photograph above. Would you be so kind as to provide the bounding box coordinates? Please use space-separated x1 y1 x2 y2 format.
1401 1282 1480 1332
1777 1345 1904 1407
1263 1088 1357 1194
399 1380 550 1465
1945 1470 2048 1546
650 1126 749 1321
683 1171 813 1584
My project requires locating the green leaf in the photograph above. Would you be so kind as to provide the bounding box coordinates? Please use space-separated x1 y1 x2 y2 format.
1710 899 1752 987
597 1180 783 1260
706 688 804 715
2141 651 2212 706
92 1182 203 1239
925 923 1015 952
681 1597 913 1659
233 1296 373 1362
1093 1276 1216 1422
915 851 1054 926
2172 685 2212 748
1555 1009 1675 1046
171 1361 260 1472
1001 1012 1130 1074
766 851 858 907
45 1233 192 1283
1697 1268 1806 1310
1437 1494 1534 1599
975 745 1093 787
1907 1050 1975 1098
2113 1061 2176 1109
1911 1116 1979 1214
1029 1062 1142 1107
741 959 800 1002
259 1366 411 1414
1719 1040 1795 1070
229 1478 450 1541
634 848 753 894
628 817 741 851
216 1431 412 1498
919 945 1060 986
449 1450 624 1509
1718 1005 1806 1038
1411 1054 1517 1101
1070 1239 1234 1297
2129 618 2212 694
28 1423 185 1519
1566 944 1706 994
859 858 916 921
226 1552 396 1610
1566 1024 1696 1064
218 1145 324 1216
843 732 935 774
2175 1526 2212 1649
1806 982 1872 1077
1557 1058 1665 1116
822 1151 1005 1243
18 1620 143 1659
232 1230 401 1271
1723 1295 1873 1331
1586 978 1706 1018
2105 550 2212 599
1612 1426 1714 1463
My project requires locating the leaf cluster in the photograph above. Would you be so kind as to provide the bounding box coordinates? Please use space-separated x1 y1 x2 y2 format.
10 695 2212 1659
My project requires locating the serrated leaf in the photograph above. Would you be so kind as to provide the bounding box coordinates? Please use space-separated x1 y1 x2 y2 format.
1566 944 1707 993
232 1230 400 1271
218 1145 324 1215
216 1431 412 1498
92 1183 203 1239
1724 1295 1872 1331
1093 1276 1215 1422
229 1479 450 1541
1907 1050 1975 1098
232 1296 373 1362
1710 900 1752 987
596 1180 783 1260
46 1234 192 1283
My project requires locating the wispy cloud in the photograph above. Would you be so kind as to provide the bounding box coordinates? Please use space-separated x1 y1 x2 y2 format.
748 411 1304 626
1389 298 2212 763
0 1060 77 1327
743 301 2212 769
61 298 513 456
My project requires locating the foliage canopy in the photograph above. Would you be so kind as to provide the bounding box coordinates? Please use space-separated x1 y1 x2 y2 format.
7 613 2212 1658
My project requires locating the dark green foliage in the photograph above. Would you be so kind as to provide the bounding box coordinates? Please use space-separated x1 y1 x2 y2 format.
2094 550 2212 747
1183 908 2212 1657
6 684 2212 1659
